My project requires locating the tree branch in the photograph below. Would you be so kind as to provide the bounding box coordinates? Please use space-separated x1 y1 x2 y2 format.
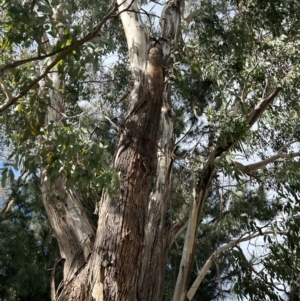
0 3 119 113
0 46 77 74
186 230 285 300
235 151 300 174
184 10 200 24
172 215 189 242
0 78 13 102
173 86 282 301
235 245 287 293
246 87 282 128
276 140 298 154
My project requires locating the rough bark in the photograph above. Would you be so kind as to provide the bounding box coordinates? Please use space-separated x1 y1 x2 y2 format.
54 1 182 300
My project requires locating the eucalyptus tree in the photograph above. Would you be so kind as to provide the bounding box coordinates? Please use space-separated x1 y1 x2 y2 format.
1 0 300 301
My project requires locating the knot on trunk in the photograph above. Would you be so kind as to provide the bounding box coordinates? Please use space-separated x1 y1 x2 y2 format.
146 46 163 100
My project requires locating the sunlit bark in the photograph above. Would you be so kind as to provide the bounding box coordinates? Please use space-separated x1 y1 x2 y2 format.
39 27 96 281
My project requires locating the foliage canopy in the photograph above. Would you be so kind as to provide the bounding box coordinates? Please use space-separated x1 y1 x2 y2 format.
1 0 300 300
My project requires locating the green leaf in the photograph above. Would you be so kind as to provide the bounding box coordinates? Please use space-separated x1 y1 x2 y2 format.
8 169 14 184
1 168 8 188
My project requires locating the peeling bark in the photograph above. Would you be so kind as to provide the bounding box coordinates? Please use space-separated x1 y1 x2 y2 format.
39 20 95 284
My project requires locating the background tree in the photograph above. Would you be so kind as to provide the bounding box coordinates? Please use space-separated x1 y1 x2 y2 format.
1 0 300 300
0 173 60 301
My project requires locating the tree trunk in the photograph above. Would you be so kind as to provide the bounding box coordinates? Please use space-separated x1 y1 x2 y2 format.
41 1 182 300
38 25 96 285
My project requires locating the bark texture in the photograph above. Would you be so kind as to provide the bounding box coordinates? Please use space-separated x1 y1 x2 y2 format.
38 11 96 292
50 1 182 301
